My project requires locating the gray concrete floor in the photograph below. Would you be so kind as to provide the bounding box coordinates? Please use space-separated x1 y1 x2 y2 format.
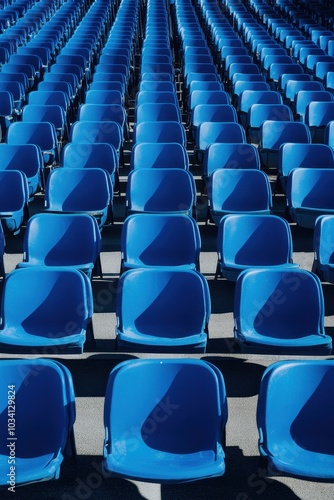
1 155 334 499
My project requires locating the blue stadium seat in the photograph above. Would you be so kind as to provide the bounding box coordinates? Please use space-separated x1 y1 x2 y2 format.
0 359 76 486
115 269 210 352
257 360 334 478
234 268 332 354
103 358 227 480
216 214 298 280
120 213 201 273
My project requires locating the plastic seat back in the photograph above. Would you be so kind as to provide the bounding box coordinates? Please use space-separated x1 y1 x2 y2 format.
278 143 334 191
126 168 196 216
121 214 200 271
103 358 227 480
133 121 186 146
19 213 101 277
257 360 334 478
216 214 295 280
234 268 331 353
207 169 272 225
0 267 91 352
115 269 210 351
203 143 260 178
287 168 334 227
44 168 111 229
0 359 75 485
130 142 189 170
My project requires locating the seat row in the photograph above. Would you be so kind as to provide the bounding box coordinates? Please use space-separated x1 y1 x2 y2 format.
0 209 333 354
1 357 333 487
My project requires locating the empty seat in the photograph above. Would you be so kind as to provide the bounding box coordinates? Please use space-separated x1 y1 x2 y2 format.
259 120 311 171
103 358 227 480
17 213 102 279
130 142 189 170
0 143 43 198
203 143 260 183
234 268 332 354
6 121 59 168
133 120 187 146
44 168 112 229
286 168 334 228
0 359 76 486
312 215 334 283
69 121 123 159
196 122 246 164
257 360 334 478
125 168 196 218
216 214 298 280
115 269 210 352
305 101 334 143
294 90 334 122
247 104 293 144
121 213 201 273
0 170 28 234
207 169 272 225
277 143 334 192
0 267 93 353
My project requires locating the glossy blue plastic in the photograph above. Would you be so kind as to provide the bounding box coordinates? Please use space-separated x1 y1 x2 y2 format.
0 267 93 352
126 168 196 217
44 168 112 229
216 214 298 280
257 360 334 478
103 358 227 481
115 268 210 352
17 213 102 278
234 268 332 354
0 358 76 486
286 168 334 228
313 215 334 282
121 213 201 272
207 169 272 225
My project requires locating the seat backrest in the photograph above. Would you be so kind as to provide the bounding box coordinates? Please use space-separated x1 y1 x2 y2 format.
208 169 272 213
285 79 324 102
121 214 200 269
192 104 237 128
286 168 334 210
130 142 189 169
279 143 334 178
133 121 187 146
126 168 196 214
28 90 70 110
0 358 74 484
69 121 122 151
22 104 66 130
203 143 260 177
77 103 125 126
260 120 311 150
135 102 181 123
2 267 90 338
116 269 209 337
45 167 110 212
234 268 324 340
295 90 334 121
305 101 334 127
61 142 118 177
217 214 293 267
238 90 283 113
6 121 58 151
104 358 227 461
248 103 293 128
22 213 101 267
85 89 123 105
0 143 42 178
197 122 246 151
257 360 334 469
